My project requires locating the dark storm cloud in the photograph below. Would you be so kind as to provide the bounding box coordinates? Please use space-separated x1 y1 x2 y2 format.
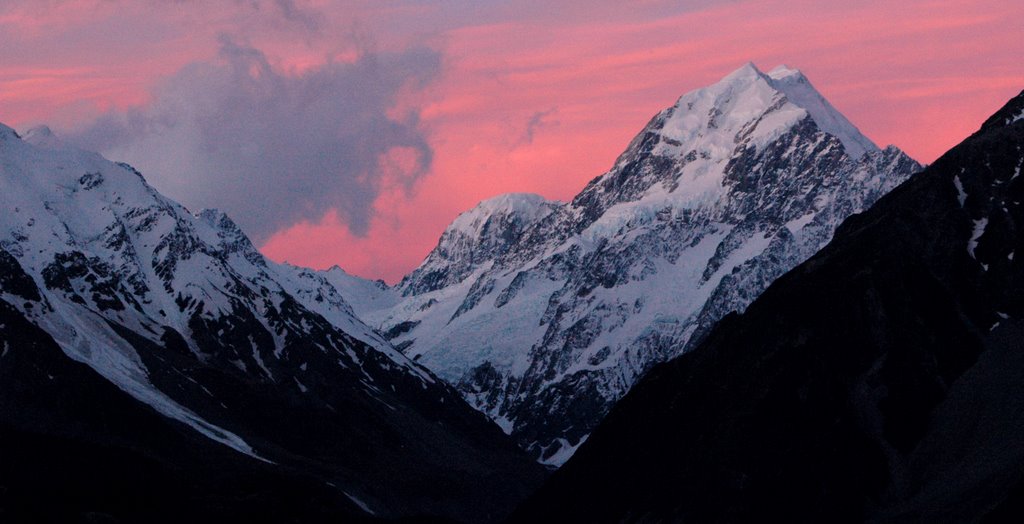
67 36 440 242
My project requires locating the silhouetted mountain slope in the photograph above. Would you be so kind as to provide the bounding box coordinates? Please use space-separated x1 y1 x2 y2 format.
0 294 378 523
511 91 1024 523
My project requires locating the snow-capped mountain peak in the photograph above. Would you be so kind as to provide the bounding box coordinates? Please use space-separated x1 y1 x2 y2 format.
658 61 875 162
348 63 922 467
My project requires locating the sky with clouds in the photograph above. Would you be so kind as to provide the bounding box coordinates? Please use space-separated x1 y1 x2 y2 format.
2 0 1022 281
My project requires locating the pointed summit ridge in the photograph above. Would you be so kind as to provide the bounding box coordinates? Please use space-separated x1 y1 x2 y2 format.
657 62 876 165
720 61 765 82
764 66 878 158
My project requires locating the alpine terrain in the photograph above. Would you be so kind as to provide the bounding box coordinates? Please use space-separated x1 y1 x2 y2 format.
511 90 1024 522
345 63 922 464
0 124 544 523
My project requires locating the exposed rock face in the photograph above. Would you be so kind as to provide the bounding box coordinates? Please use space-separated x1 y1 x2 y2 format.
347 63 921 464
511 89 1024 522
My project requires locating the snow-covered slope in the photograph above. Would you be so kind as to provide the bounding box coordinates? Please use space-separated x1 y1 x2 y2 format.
348 63 922 466
2 123 424 430
0 123 543 522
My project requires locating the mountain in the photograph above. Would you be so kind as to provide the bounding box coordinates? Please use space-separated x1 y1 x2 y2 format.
348 63 922 465
510 90 1024 522
0 124 544 523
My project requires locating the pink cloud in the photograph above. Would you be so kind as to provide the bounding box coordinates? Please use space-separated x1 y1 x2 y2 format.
2 0 1023 282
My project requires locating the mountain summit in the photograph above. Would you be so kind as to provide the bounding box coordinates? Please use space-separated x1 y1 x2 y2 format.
513 88 1024 523
345 63 922 465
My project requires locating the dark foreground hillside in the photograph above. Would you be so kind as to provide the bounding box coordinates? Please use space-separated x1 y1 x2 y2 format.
0 297 373 523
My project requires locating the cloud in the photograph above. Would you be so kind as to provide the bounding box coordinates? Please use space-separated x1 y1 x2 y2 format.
269 0 321 30
517 107 558 146
65 35 440 242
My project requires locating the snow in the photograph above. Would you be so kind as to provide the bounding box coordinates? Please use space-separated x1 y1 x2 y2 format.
650 63 809 201
954 176 968 207
448 193 558 238
538 436 589 467
786 211 817 233
648 63 877 164
767 65 878 159
631 62 878 210
39 301 266 461
251 339 275 380
320 265 399 319
343 492 376 515
376 261 564 381
494 414 515 435
20 125 61 149
968 217 988 259
581 183 683 242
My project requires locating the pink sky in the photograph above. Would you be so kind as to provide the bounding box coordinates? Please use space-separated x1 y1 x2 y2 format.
2 0 1023 282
